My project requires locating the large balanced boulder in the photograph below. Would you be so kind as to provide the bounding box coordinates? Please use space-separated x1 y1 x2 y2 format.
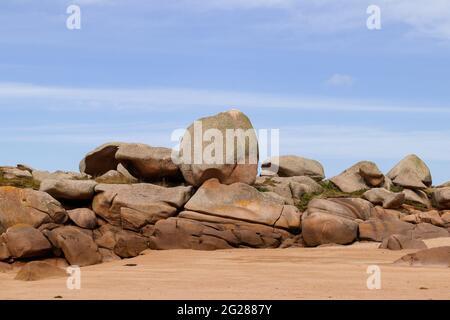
330 161 384 193
115 143 180 181
79 142 123 177
178 109 258 187
301 198 373 246
47 226 101 266
40 179 97 201
432 187 450 209
261 156 325 181
3 225 52 258
362 188 405 209
395 246 450 267
14 261 67 281
0 187 67 233
387 154 432 189
149 216 292 250
184 178 301 231
92 183 193 227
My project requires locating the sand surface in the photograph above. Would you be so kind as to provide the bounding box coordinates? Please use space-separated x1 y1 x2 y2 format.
1 242 449 300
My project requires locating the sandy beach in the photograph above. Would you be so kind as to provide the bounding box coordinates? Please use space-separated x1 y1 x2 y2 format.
1 242 449 300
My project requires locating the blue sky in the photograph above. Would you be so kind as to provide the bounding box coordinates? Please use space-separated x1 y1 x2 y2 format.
1 0 449 183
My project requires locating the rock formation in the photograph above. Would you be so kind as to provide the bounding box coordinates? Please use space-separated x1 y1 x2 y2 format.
1 109 449 275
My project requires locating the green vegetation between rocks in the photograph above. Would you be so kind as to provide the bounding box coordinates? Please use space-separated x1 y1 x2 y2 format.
296 180 368 211
0 172 40 190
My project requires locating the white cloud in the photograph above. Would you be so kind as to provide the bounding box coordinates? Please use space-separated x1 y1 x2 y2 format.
182 0 450 40
0 82 448 114
326 74 354 87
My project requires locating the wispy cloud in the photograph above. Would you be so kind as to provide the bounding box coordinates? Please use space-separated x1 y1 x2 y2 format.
0 82 448 114
183 0 450 40
325 74 354 87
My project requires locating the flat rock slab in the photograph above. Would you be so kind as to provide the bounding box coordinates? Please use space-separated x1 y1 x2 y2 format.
14 261 67 281
395 246 450 267
184 178 301 231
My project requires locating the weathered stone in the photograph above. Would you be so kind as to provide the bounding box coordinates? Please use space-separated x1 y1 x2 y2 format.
387 154 432 189
383 176 393 190
48 226 101 266
40 179 97 201
363 188 405 209
261 156 325 181
359 164 385 187
149 217 291 250
16 164 34 173
92 183 192 226
93 224 121 250
184 179 301 231
305 198 373 220
3 225 52 259
438 181 450 188
99 248 121 263
0 187 67 233
178 109 258 187
395 246 450 267
40 257 70 269
411 223 449 240
330 161 382 193
301 198 373 246
95 169 137 184
79 142 123 177
0 261 13 273
38 223 62 232
0 166 32 180
402 189 432 208
359 219 414 242
401 210 446 227
113 230 149 258
14 261 66 281
432 187 450 209
369 206 403 221
302 212 358 246
67 208 97 229
380 234 427 250
0 238 11 260
116 143 181 181
442 211 450 226
254 176 323 205
32 170 89 183
359 219 448 242
279 234 305 248
261 192 290 205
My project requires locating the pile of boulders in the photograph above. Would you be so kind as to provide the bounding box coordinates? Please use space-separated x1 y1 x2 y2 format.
1 109 450 278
